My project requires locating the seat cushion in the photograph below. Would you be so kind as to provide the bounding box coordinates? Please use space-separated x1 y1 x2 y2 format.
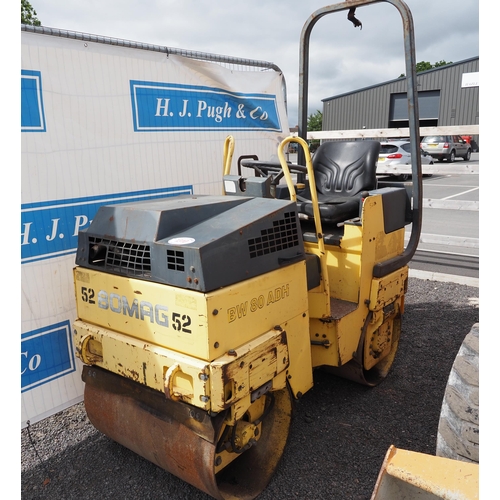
296 140 379 224
298 197 361 224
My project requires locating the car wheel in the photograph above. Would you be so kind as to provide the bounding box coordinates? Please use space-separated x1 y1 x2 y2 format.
447 150 456 162
393 174 409 181
463 149 471 161
423 160 433 177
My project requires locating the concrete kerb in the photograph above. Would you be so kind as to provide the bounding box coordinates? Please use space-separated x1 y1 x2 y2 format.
409 268 479 288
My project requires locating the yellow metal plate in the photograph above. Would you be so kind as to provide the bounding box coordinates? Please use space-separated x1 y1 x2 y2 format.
371 445 479 499
74 260 308 361
74 319 211 409
210 329 289 413
368 267 408 312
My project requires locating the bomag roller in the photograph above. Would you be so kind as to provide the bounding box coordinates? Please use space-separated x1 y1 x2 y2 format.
72 1 426 498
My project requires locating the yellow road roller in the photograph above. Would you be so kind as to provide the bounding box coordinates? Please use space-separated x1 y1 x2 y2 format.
72 1 426 498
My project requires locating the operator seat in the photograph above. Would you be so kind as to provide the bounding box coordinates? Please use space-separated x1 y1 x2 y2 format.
297 140 380 224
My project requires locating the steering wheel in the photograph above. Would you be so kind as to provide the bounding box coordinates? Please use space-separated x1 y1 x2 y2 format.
239 158 308 186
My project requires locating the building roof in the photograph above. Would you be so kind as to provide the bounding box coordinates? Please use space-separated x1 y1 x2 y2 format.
322 56 479 102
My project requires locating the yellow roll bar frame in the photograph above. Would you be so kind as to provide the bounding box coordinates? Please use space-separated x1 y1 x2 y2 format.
277 136 330 304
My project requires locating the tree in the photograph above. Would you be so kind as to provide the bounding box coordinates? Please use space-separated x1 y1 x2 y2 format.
22 0 41 26
399 60 452 78
307 110 322 151
307 110 323 132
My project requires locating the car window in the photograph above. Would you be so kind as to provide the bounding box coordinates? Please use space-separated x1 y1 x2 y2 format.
423 136 446 143
401 143 412 153
380 145 399 154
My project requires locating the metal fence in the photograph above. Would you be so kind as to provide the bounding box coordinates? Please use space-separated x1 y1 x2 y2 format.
21 24 288 109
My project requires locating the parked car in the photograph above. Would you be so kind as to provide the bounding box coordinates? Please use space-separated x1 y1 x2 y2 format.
420 135 472 162
377 140 433 181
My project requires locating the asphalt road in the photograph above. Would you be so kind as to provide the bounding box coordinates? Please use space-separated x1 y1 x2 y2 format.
410 250 478 279
379 153 479 282
21 278 479 500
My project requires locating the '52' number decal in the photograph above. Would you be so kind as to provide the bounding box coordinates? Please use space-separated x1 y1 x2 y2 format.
172 312 192 333
81 287 95 304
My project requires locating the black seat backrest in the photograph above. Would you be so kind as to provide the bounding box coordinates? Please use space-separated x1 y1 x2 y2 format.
312 140 380 197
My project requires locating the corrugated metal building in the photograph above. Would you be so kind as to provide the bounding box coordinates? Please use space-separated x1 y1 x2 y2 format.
322 57 479 146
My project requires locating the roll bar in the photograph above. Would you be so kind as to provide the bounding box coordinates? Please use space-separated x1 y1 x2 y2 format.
297 0 422 278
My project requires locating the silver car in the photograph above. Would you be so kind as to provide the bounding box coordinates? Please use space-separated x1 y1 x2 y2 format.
420 135 472 162
377 140 433 181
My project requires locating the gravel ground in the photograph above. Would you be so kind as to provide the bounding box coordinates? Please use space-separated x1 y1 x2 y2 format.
21 277 479 500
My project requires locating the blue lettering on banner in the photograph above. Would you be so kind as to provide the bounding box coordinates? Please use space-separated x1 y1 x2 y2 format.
21 321 75 392
21 185 193 264
130 81 282 132
21 69 46 132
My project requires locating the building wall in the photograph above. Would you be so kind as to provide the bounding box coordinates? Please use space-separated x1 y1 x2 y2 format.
322 57 479 134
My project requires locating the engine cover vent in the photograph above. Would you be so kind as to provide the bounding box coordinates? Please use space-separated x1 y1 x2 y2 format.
167 249 185 272
88 237 151 277
248 211 299 258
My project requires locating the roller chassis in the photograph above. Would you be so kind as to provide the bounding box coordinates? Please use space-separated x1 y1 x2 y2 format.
72 1 424 498
73 144 409 497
